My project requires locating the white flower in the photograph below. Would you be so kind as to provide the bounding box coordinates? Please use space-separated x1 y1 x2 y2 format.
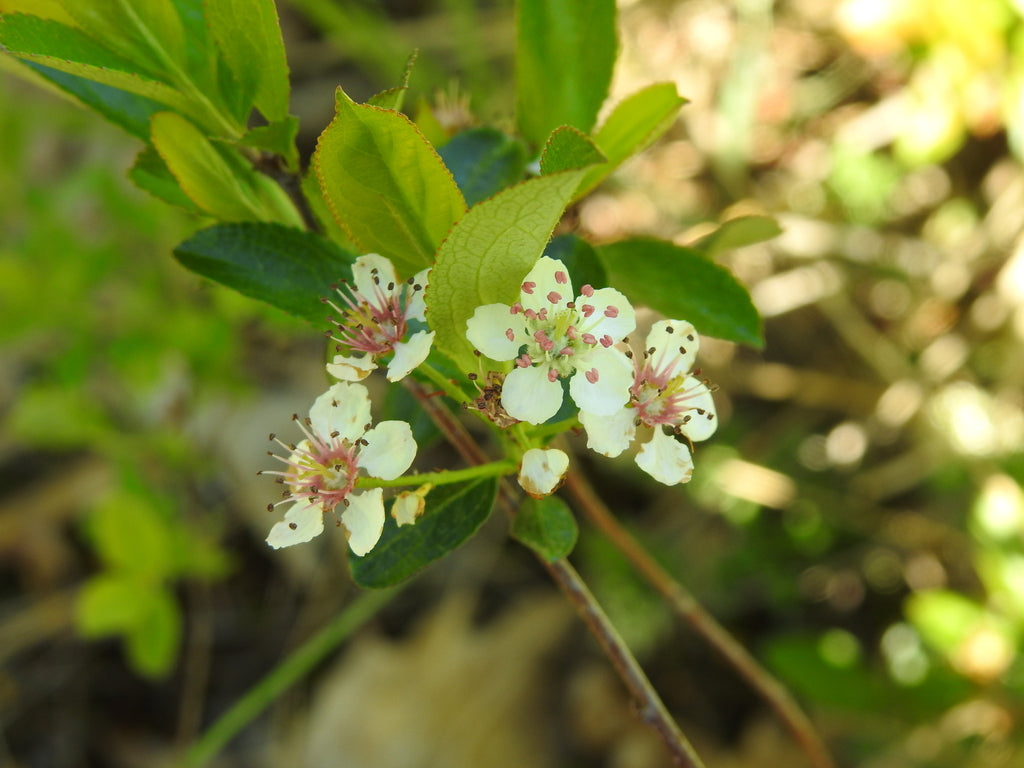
580 320 717 485
518 448 570 498
262 382 417 555
465 256 636 424
392 485 430 526
325 253 434 382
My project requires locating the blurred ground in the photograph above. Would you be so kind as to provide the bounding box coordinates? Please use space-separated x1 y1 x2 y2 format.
3 1 1024 767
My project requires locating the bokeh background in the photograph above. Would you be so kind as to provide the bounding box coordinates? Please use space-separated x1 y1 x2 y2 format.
3 0 1024 766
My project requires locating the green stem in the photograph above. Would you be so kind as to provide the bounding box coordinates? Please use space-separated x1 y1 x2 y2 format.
180 588 397 768
417 361 471 405
357 461 516 490
527 415 580 440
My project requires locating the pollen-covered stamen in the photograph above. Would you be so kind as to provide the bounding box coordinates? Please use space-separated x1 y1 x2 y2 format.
325 276 410 356
630 347 714 429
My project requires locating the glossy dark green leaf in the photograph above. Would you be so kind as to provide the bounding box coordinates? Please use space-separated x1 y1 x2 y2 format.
539 125 606 175
598 238 763 348
690 215 783 258
350 478 498 588
511 495 578 561
173 223 357 323
516 0 617 147
543 234 607 291
438 127 529 206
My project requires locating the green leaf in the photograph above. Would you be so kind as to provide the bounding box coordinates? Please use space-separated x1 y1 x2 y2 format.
597 238 763 348
539 125 606 175
22 60 164 140
312 87 467 276
173 222 357 323
151 111 302 226
124 587 181 678
87 490 174 578
427 168 589 371
543 234 607 291
906 591 988 654
350 478 498 588
511 495 578 561
516 0 617 147
0 14 196 116
577 82 687 198
128 146 204 213
437 127 529 206
76 574 154 637
690 215 783 258
59 0 187 81
206 0 290 122
237 117 300 170
367 50 418 112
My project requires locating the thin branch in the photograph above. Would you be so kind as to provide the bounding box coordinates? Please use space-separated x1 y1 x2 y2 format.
406 377 708 766
564 468 837 768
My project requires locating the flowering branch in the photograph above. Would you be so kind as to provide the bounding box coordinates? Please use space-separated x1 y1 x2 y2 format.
564 468 837 768
356 461 517 489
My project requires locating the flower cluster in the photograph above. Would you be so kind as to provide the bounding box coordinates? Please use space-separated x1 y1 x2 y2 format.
262 381 416 555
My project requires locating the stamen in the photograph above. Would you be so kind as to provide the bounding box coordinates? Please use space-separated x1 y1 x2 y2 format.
585 368 600 383
555 270 568 284
547 291 561 303
522 281 536 294
580 285 594 297
604 306 619 318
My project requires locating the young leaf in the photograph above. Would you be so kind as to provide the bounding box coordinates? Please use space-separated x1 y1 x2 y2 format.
206 0 290 122
350 478 498 588
539 126 606 175
76 574 153 637
427 168 590 371
129 146 204 213
516 0 617 148
238 117 300 171
437 127 529 206
313 87 467 276
124 587 181 678
511 495 579 561
690 215 783 258
173 222 357 323
577 82 687 199
598 238 763 348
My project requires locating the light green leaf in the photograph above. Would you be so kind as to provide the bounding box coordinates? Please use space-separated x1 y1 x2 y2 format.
87 490 173 578
577 82 687 198
151 111 301 226
516 0 617 147
238 117 300 170
129 146 204 213
690 215 782 258
427 168 589 371
312 87 467 276
206 0 290 122
539 125 605 175
0 14 196 116
76 574 153 637
438 127 529 206
366 50 418 111
173 222 357 323
511 495 578 561
124 587 181 678
350 478 498 588
905 591 988 654
598 238 763 348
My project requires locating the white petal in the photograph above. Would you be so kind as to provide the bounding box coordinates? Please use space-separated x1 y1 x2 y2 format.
646 320 698 377
266 501 324 549
352 253 398 301
392 491 425 526
309 382 372 443
406 267 430 321
326 353 375 381
502 364 564 424
580 406 636 457
518 448 570 498
359 420 416 479
679 376 718 441
636 429 694 485
569 348 633 415
466 303 524 361
580 287 636 341
386 330 434 381
341 489 386 556
520 256 572 313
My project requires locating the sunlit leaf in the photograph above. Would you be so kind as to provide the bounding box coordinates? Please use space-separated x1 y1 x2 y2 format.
598 238 763 348
312 87 467 276
690 215 782 258
427 168 589 371
87 491 173 578
516 0 616 147
238 117 300 171
511 495 578 561
124 587 181 678
539 125 605 175
129 146 204 213
350 478 498 588
173 222 357 323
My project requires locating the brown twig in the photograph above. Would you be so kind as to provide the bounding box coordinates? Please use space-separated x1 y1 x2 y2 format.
564 468 837 768
404 378 708 766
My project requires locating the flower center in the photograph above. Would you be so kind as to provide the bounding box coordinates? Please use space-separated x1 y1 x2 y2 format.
632 364 707 428
326 270 411 356
285 434 360 513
